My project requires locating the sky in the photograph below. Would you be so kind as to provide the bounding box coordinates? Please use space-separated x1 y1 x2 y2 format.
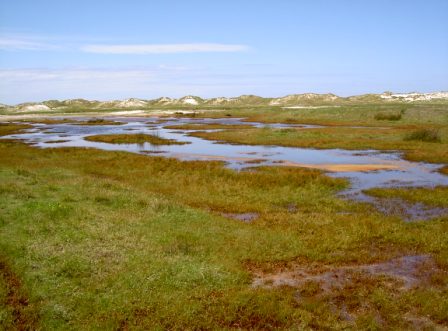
0 0 447 104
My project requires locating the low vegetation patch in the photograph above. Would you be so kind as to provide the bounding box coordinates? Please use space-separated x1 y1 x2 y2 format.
75 119 124 126
440 166 448 175
374 111 402 121
44 140 70 144
18 118 124 126
0 123 32 136
84 133 189 145
404 128 441 143
364 186 448 207
22 118 76 125
0 257 38 330
186 103 448 128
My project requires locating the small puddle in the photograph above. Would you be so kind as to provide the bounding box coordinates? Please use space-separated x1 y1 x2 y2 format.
2 116 448 220
221 212 259 223
252 255 437 291
250 254 446 328
353 195 448 221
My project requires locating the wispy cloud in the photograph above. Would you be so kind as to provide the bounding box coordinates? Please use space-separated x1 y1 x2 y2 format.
0 66 263 104
0 66 387 105
80 43 249 54
0 34 250 54
0 67 188 103
0 35 59 51
0 68 163 85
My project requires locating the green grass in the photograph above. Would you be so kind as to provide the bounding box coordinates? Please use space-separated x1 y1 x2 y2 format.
0 123 32 136
364 186 448 207
404 128 441 143
17 118 124 126
187 103 448 126
76 119 124 126
84 133 189 145
17 118 76 125
0 140 447 329
374 111 402 121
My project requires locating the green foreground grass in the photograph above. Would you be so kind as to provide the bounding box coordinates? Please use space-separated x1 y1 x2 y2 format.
0 138 447 330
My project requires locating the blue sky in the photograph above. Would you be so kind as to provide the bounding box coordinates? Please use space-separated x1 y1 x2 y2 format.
0 0 447 104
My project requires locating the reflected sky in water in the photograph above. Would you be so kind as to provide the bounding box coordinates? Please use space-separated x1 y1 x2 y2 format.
3 116 448 201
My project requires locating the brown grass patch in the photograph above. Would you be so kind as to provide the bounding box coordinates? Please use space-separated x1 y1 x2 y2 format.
17 118 74 125
75 119 124 126
0 123 32 136
251 255 439 291
84 134 189 145
0 257 37 330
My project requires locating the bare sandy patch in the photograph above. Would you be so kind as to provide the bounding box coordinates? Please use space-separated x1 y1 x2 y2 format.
278 161 400 172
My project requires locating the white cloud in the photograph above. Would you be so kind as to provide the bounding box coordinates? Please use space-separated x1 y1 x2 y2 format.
0 34 250 55
0 66 264 104
80 43 249 54
0 67 184 104
0 36 59 51
0 70 142 88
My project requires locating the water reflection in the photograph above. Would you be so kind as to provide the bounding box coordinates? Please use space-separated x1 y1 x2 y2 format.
3 116 448 213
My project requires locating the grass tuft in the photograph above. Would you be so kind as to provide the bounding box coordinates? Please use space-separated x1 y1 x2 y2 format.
76 119 124 126
404 129 441 143
374 111 402 121
0 123 32 136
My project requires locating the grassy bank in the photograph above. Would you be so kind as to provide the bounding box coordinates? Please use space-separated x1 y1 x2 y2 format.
187 103 448 127
0 138 447 329
0 123 32 136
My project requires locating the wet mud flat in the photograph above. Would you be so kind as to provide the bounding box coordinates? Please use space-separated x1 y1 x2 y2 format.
355 195 448 221
250 255 447 328
221 212 259 223
251 255 438 290
2 116 448 221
